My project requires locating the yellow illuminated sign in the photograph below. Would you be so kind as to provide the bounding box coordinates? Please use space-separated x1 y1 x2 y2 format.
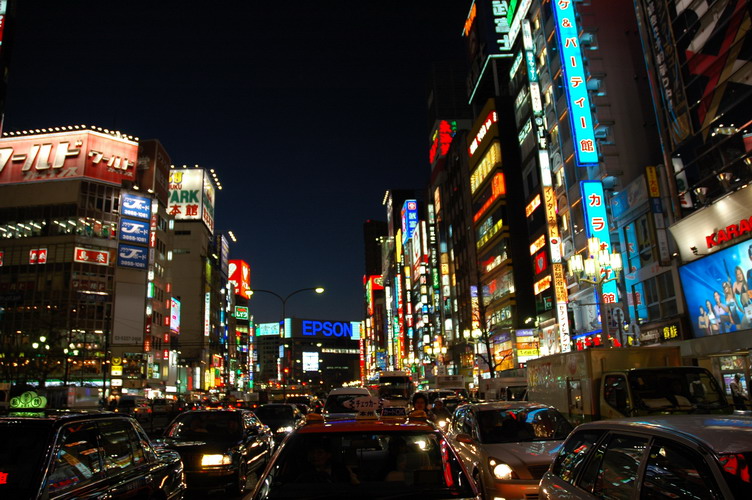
646 166 661 198
552 263 568 303
526 194 541 217
530 234 546 255
534 275 552 295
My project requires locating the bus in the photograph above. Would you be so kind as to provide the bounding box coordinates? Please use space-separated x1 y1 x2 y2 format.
371 371 415 407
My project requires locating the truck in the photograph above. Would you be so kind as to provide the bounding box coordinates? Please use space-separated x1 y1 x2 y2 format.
435 374 471 400
43 386 103 410
526 346 732 424
478 375 527 402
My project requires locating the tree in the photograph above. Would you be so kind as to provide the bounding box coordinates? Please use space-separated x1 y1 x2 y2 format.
469 271 513 379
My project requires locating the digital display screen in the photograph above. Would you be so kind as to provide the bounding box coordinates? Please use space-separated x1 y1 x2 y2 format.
302 352 319 372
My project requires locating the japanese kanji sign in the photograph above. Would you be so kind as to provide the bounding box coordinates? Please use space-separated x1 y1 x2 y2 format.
74 246 110 266
168 169 215 234
580 180 618 301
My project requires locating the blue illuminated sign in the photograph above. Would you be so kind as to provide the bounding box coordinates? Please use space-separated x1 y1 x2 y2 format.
120 193 152 220
118 218 149 244
301 320 353 338
117 243 148 269
401 200 418 245
552 0 599 167
580 181 617 301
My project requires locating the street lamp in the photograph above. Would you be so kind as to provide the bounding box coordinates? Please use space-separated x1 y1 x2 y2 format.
567 236 624 345
249 287 325 386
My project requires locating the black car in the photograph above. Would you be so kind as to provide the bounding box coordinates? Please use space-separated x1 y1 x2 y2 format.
158 409 274 494
253 403 306 445
0 410 185 500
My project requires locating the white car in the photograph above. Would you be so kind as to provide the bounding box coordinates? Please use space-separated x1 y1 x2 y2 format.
446 401 573 500
539 415 752 499
323 387 372 419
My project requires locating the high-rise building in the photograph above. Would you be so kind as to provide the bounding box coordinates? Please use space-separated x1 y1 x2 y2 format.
168 165 224 393
635 0 752 389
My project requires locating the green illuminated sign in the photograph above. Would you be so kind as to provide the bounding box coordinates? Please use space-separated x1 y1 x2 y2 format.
10 391 48 409
234 306 249 320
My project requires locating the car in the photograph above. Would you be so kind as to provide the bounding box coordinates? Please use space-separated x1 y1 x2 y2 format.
157 408 274 495
424 389 458 405
539 415 752 499
151 398 173 415
0 410 185 499
446 401 573 500
250 411 481 499
114 395 152 421
253 403 306 445
323 387 373 419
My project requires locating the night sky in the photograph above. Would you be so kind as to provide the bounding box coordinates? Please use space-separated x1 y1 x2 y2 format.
4 1 469 323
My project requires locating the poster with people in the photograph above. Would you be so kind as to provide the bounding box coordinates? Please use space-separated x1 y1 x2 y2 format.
679 239 752 338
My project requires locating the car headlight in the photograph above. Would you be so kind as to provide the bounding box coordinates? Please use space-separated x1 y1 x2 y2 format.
437 419 448 428
276 426 293 434
489 458 514 480
201 454 232 466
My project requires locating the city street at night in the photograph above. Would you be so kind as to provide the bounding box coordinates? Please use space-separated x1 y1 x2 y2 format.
1 1 752 499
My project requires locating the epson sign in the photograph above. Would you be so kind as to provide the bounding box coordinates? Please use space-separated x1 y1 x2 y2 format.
301 320 352 338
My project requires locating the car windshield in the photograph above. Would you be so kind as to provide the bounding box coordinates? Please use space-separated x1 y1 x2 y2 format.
166 411 243 439
255 430 475 499
628 368 730 411
0 421 51 498
477 407 573 444
255 405 294 422
324 394 364 414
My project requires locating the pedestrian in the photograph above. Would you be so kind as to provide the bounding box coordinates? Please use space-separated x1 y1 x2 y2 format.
730 374 748 411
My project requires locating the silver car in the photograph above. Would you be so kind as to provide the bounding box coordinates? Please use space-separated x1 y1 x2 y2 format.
539 415 752 499
447 401 573 500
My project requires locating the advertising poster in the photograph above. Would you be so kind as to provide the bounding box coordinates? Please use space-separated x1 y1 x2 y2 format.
679 239 752 338
302 352 319 372
168 169 215 234
228 260 251 299
170 297 181 334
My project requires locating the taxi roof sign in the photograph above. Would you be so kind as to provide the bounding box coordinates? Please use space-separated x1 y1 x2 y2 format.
10 391 47 410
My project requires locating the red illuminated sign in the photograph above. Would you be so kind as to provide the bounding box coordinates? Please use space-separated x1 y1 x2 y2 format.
706 216 752 249
468 111 498 157
473 172 506 222
534 250 548 275
73 247 110 266
429 120 456 164
0 131 138 186
228 260 251 299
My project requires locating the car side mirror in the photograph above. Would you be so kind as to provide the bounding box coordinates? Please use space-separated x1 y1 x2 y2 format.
455 433 474 444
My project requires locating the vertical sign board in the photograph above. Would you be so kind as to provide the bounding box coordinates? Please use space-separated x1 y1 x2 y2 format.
645 166 671 266
401 200 418 246
204 292 211 337
170 298 181 334
581 181 618 302
228 260 251 300
552 0 599 167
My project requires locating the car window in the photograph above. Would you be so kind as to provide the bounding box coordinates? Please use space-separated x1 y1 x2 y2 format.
257 430 475 498
578 433 648 500
604 374 630 415
98 419 135 472
551 429 605 483
641 439 721 500
476 407 572 443
717 452 752 498
460 411 474 436
47 422 104 495
167 411 243 439
131 421 157 462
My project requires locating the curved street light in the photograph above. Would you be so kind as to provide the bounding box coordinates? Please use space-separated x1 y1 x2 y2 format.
249 287 325 386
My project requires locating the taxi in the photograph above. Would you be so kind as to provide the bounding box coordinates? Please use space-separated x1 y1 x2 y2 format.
250 402 481 499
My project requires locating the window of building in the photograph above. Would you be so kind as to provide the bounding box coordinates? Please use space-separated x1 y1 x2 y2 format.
643 272 678 321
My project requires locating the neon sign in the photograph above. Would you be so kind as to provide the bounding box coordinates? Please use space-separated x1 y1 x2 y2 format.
552 0 599 167
401 200 418 245
468 111 498 156
581 180 617 301
301 320 353 338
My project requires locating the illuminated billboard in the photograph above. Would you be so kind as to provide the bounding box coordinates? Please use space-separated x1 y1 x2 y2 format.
679 238 752 339
170 298 181 334
302 352 319 372
0 130 139 186
401 200 418 245
234 306 249 321
257 322 280 336
168 169 216 234
552 0 599 167
287 318 360 341
581 181 617 302
228 260 251 299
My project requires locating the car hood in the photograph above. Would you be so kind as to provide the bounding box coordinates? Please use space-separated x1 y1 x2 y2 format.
480 440 563 467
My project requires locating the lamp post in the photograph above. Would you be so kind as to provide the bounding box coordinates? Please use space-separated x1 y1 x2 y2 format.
567 237 624 346
250 287 324 386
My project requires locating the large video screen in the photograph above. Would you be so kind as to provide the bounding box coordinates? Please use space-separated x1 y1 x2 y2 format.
678 239 752 338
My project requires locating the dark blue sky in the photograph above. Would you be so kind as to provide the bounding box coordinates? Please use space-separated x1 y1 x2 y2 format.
5 1 469 323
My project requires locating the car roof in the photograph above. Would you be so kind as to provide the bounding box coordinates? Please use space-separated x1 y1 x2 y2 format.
0 410 134 423
328 387 370 395
577 415 752 456
460 401 553 411
297 417 438 434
